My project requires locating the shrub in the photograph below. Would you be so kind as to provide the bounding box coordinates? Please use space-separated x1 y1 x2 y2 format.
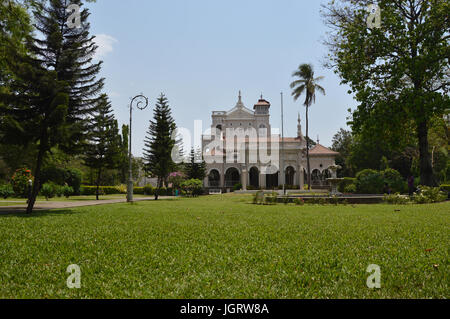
133 187 145 195
168 172 185 189
41 183 56 200
382 169 405 193
264 192 278 205
412 186 447 204
114 184 127 194
66 169 82 195
440 184 450 199
253 191 265 204
41 167 82 195
181 179 203 197
62 185 74 198
81 186 106 196
11 168 33 197
344 183 357 193
233 183 242 191
338 177 356 193
355 169 384 194
143 184 154 195
54 185 64 197
294 198 305 206
383 193 409 205
329 195 339 205
0 184 15 199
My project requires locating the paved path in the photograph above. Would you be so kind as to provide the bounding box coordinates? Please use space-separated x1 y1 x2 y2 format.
0 197 172 214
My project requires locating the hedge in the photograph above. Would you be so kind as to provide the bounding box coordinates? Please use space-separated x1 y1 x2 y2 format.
338 177 356 193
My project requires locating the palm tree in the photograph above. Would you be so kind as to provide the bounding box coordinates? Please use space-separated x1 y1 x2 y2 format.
290 64 325 190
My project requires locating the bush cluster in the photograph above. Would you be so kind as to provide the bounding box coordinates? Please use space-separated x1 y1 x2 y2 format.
40 166 82 195
0 184 15 199
412 186 447 204
383 193 410 205
40 183 74 200
354 168 406 194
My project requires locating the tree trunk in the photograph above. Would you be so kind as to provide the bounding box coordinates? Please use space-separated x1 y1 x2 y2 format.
154 177 161 201
417 120 436 186
305 106 311 190
26 146 45 214
96 167 102 201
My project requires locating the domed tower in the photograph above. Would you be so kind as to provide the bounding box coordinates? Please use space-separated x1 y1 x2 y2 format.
254 95 271 136
254 95 270 115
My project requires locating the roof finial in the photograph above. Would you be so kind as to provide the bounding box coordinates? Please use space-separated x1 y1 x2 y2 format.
317 135 320 144
260 93 263 100
236 90 244 108
298 113 301 124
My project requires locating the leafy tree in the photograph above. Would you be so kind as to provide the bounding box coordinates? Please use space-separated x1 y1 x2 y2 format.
290 64 326 189
322 0 450 186
331 128 354 177
0 0 104 213
84 94 120 200
184 147 207 180
143 94 177 200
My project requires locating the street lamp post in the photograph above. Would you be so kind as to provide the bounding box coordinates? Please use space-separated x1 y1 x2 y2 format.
127 94 149 202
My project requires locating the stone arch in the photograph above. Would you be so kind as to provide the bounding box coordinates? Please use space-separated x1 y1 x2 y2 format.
249 166 259 188
208 169 220 187
311 169 321 186
285 166 295 186
225 167 240 187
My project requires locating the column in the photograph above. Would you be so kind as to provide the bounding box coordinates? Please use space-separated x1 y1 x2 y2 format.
242 169 247 191
260 171 266 189
299 165 304 190
220 170 225 188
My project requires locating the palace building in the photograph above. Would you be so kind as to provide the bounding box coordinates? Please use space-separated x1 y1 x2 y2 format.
201 92 339 191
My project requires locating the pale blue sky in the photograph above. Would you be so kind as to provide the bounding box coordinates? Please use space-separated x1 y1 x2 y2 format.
85 0 357 156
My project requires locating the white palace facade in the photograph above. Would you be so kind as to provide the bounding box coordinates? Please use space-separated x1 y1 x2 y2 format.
201 92 339 191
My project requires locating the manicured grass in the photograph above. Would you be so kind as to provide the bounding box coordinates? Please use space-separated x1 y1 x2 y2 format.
0 194 149 204
0 195 448 298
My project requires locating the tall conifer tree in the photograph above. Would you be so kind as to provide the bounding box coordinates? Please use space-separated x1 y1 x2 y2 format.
0 0 104 213
184 147 207 180
84 94 120 200
143 94 176 200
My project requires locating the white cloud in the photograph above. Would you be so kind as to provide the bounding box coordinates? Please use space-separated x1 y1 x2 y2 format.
93 34 118 59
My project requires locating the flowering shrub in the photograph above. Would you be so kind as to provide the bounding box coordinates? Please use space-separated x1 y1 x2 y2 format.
11 168 33 197
412 186 447 204
383 193 409 205
168 172 185 189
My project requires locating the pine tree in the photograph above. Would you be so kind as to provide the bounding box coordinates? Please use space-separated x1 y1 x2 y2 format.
184 147 207 180
118 124 129 184
84 94 120 200
143 94 176 200
0 0 104 213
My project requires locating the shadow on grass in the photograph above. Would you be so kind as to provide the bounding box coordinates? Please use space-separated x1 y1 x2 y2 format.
0 208 83 218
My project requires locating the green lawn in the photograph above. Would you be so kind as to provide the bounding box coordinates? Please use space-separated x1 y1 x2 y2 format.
0 194 150 204
0 194 448 299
